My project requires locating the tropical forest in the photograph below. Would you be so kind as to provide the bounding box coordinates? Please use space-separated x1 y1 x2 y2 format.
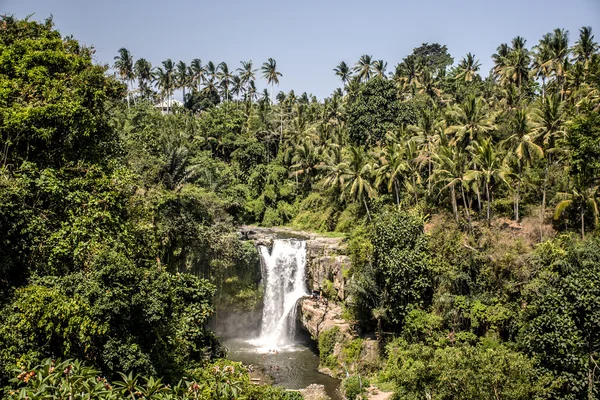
1 12 600 400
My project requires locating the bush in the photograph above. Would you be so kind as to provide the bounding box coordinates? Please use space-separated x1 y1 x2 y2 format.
342 375 370 400
4 358 303 400
318 327 341 368
341 339 364 365
380 339 551 400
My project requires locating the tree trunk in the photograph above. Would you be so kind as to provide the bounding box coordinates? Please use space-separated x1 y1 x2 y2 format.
540 156 550 241
588 339 595 400
461 184 473 233
541 76 546 98
486 182 491 224
363 197 372 221
394 179 400 207
412 176 418 204
514 168 521 223
427 143 432 195
581 207 585 240
450 184 459 223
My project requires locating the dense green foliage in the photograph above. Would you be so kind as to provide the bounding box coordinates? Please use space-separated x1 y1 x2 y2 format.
348 211 433 334
5 358 301 400
0 16 247 392
2 13 600 400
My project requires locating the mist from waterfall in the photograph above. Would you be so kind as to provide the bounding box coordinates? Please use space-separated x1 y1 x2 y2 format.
252 239 308 349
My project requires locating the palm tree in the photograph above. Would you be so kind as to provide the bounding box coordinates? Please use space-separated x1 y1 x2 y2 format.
318 144 347 201
531 34 553 97
554 184 599 239
501 37 531 88
391 55 422 98
373 142 407 206
153 59 176 113
113 47 134 107
492 43 511 81
354 54 375 82
455 53 481 82
290 135 320 190
189 59 205 91
431 144 471 226
134 58 153 100
333 61 353 86
175 61 189 101
409 105 443 194
373 59 388 78
445 95 496 149
230 75 244 101
465 138 510 223
545 29 570 99
504 108 543 222
205 61 218 83
341 147 376 220
218 62 233 102
261 58 282 104
572 26 598 66
260 88 270 105
416 70 443 101
246 80 258 103
531 94 566 226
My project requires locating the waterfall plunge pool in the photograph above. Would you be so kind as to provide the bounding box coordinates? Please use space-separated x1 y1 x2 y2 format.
221 328 341 399
218 238 341 399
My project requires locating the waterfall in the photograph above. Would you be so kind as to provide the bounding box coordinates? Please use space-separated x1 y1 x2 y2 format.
253 239 308 348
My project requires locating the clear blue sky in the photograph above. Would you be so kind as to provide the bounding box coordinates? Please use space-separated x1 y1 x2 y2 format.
2 0 598 99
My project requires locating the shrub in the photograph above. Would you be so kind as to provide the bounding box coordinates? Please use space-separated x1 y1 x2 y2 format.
342 375 370 400
318 327 341 368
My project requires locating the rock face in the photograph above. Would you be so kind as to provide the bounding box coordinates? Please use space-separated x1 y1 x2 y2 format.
300 298 379 378
305 238 350 301
300 299 353 340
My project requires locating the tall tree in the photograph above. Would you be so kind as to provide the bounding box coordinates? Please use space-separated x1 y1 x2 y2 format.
218 62 233 102
445 95 496 149
333 61 353 86
189 59 205 91
134 58 153 100
113 47 134 107
455 53 481 82
261 58 282 104
505 108 543 222
175 61 189 101
465 138 510 223
341 147 376 220
153 59 176 113
531 34 553 97
431 144 471 225
373 59 388 78
572 26 598 66
354 54 375 82
532 94 566 228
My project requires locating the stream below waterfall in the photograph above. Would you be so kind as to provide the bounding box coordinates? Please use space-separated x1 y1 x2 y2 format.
217 237 341 399
221 329 341 399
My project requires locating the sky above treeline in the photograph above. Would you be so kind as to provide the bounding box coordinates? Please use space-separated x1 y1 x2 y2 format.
3 0 598 100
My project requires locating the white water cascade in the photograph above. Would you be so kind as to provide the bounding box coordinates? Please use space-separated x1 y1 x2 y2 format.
252 239 309 349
